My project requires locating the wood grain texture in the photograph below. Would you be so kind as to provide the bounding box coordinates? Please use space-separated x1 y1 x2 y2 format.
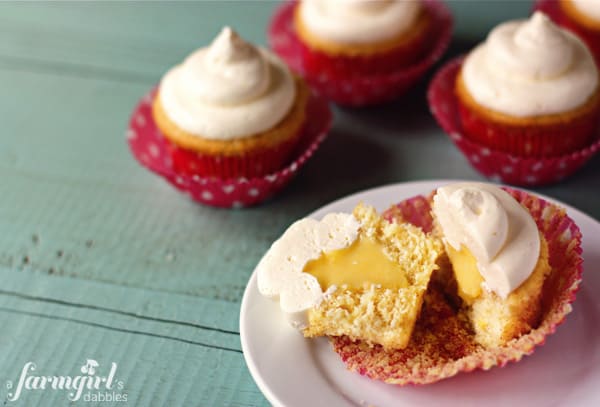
0 1 598 406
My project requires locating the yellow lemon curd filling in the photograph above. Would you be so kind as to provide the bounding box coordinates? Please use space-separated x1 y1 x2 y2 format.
304 237 409 292
301 204 443 350
445 245 484 305
452 235 551 348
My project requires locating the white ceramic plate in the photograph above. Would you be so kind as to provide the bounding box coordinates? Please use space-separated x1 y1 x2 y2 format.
240 180 600 407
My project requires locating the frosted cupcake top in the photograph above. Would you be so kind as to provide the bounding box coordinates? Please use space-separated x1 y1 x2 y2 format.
257 212 360 329
298 0 421 44
571 0 600 22
462 12 598 117
432 182 540 299
158 27 296 140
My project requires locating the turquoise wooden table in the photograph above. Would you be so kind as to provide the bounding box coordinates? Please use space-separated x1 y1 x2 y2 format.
1 1 598 406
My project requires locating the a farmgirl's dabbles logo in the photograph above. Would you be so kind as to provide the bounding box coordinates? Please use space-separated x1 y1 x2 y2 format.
5 359 127 402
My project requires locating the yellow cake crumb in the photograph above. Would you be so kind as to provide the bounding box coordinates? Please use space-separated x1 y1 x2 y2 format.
432 218 552 348
303 204 443 350
468 234 551 348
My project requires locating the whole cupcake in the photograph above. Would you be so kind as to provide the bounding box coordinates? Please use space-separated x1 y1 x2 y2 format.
153 27 310 178
294 0 435 77
456 12 600 157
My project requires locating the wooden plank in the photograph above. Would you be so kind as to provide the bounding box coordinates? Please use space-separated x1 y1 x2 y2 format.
0 1 276 80
0 266 268 405
0 266 242 336
0 310 264 406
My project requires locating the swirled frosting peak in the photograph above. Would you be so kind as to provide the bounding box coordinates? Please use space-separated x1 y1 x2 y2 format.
298 0 421 44
198 27 270 105
488 12 574 79
159 27 296 140
432 183 540 299
462 12 598 117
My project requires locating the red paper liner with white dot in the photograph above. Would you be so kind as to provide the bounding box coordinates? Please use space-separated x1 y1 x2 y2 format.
166 130 302 179
428 57 600 186
294 12 434 78
268 0 453 106
127 90 331 208
535 0 600 66
456 95 598 157
331 187 583 385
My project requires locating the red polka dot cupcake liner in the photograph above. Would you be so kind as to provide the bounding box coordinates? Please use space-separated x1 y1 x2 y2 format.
166 130 302 179
332 187 583 385
456 96 598 157
535 0 600 66
294 17 434 79
127 89 332 208
268 0 453 107
428 57 600 186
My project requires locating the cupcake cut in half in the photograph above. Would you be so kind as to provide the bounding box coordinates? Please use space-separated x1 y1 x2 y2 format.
257 204 443 350
153 27 310 178
256 182 583 384
456 12 600 158
431 183 552 348
332 183 582 385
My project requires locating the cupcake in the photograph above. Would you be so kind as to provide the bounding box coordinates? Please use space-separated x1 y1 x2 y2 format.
333 183 582 384
152 27 310 178
294 0 434 77
268 0 453 106
456 12 600 157
256 204 443 350
431 183 551 348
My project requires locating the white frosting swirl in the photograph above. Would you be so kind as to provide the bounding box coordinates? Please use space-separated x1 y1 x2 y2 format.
462 12 598 117
572 0 600 22
298 0 421 44
432 182 540 299
257 213 360 329
159 27 296 140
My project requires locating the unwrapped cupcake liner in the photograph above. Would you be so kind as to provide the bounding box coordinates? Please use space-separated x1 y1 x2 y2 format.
428 57 600 186
535 0 600 66
127 89 332 208
268 0 453 106
332 187 583 385
166 128 302 179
